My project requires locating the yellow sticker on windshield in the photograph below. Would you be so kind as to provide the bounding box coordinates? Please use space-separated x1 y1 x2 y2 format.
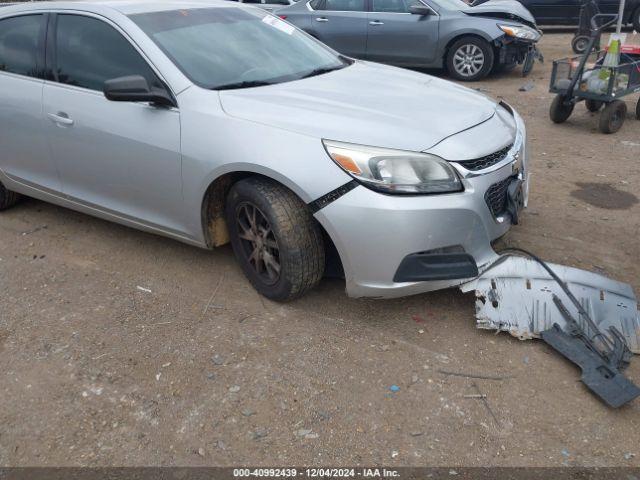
262 15 295 35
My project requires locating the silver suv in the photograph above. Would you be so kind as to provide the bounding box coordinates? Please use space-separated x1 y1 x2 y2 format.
0 1 529 300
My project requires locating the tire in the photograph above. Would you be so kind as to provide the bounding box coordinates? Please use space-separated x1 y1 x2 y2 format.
571 35 590 54
632 6 640 32
225 177 324 301
599 100 627 134
549 94 574 123
0 181 20 211
636 98 640 120
446 36 494 81
585 99 603 112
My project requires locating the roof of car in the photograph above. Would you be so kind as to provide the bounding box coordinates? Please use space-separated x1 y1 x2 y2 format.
1 0 237 16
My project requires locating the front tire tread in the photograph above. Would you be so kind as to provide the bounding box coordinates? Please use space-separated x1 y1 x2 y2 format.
226 178 324 301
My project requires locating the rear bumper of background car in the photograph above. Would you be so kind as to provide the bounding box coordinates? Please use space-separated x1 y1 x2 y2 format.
314 107 529 298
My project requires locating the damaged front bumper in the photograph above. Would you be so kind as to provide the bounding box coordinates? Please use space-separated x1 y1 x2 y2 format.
496 37 543 76
314 106 528 299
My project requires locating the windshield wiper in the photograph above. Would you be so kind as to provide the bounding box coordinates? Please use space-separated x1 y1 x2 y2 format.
299 65 346 80
213 80 274 91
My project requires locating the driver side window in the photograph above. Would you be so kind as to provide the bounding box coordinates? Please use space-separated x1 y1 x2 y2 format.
54 14 165 92
314 0 367 11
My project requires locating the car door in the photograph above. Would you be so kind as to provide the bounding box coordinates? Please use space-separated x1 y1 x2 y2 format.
0 13 62 194
42 13 184 233
306 0 368 57
366 0 439 65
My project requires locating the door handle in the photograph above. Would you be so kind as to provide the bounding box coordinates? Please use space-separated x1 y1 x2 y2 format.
47 112 74 126
315 17 329 22
369 20 384 25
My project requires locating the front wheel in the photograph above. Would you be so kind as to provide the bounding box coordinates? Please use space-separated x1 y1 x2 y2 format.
446 37 494 81
549 94 574 123
0 181 20 211
225 177 325 301
599 100 627 134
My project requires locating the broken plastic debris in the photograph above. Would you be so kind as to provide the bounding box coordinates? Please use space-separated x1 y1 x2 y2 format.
461 255 640 354
541 323 640 408
389 385 400 393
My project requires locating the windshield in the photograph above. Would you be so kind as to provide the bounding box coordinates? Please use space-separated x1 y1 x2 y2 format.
130 7 348 90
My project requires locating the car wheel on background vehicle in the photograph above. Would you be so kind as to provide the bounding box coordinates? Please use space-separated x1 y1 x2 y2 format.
549 94 574 123
599 100 627 134
446 36 494 81
225 177 325 302
0 182 20 211
585 99 603 112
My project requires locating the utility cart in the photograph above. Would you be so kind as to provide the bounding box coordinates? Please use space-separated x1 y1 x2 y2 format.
549 13 640 133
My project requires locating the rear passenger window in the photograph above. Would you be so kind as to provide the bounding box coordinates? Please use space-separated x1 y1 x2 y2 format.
0 14 44 78
54 14 163 92
321 0 366 11
372 0 423 12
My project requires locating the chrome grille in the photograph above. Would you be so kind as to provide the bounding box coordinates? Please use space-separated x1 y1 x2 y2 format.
457 144 513 171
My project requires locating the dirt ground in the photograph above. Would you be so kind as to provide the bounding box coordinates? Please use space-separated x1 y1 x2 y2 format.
1 32 639 468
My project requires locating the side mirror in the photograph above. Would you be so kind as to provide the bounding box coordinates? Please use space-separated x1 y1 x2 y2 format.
409 4 432 15
104 75 175 107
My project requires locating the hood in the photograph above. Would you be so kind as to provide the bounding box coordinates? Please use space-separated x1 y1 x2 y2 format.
465 0 536 27
219 61 500 153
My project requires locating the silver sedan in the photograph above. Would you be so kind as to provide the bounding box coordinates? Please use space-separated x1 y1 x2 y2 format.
0 0 529 300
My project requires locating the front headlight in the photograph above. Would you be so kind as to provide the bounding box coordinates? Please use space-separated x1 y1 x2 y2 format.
323 140 463 194
498 24 540 41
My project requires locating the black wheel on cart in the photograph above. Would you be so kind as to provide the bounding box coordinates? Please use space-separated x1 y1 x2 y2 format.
550 94 574 123
599 100 627 134
571 35 590 54
585 99 603 112
636 98 640 120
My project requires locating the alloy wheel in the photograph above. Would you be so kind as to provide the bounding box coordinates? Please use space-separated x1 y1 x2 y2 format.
235 202 281 285
453 44 485 78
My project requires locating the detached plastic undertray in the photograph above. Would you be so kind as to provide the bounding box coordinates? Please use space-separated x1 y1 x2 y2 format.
461 255 640 354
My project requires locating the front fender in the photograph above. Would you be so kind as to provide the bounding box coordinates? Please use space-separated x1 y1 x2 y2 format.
438 18 506 51
177 86 353 244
